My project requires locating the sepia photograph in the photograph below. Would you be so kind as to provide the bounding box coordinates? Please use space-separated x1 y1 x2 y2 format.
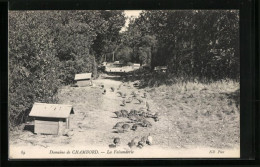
8 10 240 159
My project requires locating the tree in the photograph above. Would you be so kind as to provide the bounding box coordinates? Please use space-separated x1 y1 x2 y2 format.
127 10 239 80
92 10 125 63
8 10 116 127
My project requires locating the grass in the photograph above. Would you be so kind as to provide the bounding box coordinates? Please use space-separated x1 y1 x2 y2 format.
145 79 240 148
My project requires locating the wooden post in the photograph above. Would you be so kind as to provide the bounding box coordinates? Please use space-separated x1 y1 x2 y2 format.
66 118 69 129
34 118 37 135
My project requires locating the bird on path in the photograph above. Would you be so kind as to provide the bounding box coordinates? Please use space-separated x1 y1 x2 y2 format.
135 98 143 104
111 87 115 92
133 81 140 87
131 91 137 97
117 129 125 133
128 115 138 123
153 117 159 122
128 136 139 148
117 91 123 97
131 124 138 131
122 124 130 131
114 111 122 118
137 141 145 148
64 129 74 137
140 112 148 118
122 93 127 98
113 122 125 129
109 144 116 148
128 109 138 117
120 100 126 106
102 89 106 95
128 141 136 148
141 136 148 143
113 137 120 146
142 93 147 98
146 134 153 145
141 119 152 127
126 97 133 103
145 101 150 111
120 110 129 117
153 112 159 118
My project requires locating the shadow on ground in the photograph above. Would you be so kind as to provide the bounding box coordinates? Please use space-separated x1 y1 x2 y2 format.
23 124 34 133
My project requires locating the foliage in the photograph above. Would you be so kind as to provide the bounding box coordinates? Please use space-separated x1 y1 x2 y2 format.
8 11 117 127
121 10 239 81
115 46 132 65
92 10 126 62
9 11 61 128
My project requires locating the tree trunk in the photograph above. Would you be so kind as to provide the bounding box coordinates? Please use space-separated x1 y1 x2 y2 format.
112 51 115 62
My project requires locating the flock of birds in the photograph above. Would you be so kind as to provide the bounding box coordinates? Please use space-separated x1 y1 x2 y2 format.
110 134 153 149
101 79 159 149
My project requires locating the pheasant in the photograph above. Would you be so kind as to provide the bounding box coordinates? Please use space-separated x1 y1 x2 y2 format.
113 137 120 146
125 97 133 103
131 91 137 97
133 81 140 87
135 98 143 104
64 129 74 137
120 110 129 117
146 134 153 145
128 136 139 148
128 115 138 123
114 111 122 118
111 87 115 92
113 122 125 129
141 136 148 143
145 101 150 111
122 93 127 98
128 141 136 148
141 119 152 127
143 92 147 98
131 124 138 131
137 141 145 148
136 110 142 115
122 124 130 132
140 112 148 118
109 144 116 148
120 100 126 106
153 117 159 122
129 109 138 116
153 112 159 118
117 91 123 97
117 129 125 133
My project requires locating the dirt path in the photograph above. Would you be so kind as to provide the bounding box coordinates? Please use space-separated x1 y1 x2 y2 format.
66 74 171 149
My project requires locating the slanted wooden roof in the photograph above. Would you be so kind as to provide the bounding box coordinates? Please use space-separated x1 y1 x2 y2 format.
74 73 92 81
29 103 74 118
133 64 140 67
161 66 168 70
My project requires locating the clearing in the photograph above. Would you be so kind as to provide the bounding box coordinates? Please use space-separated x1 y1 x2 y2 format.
9 73 240 158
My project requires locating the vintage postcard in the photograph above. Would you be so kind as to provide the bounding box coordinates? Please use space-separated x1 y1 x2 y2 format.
8 10 240 159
